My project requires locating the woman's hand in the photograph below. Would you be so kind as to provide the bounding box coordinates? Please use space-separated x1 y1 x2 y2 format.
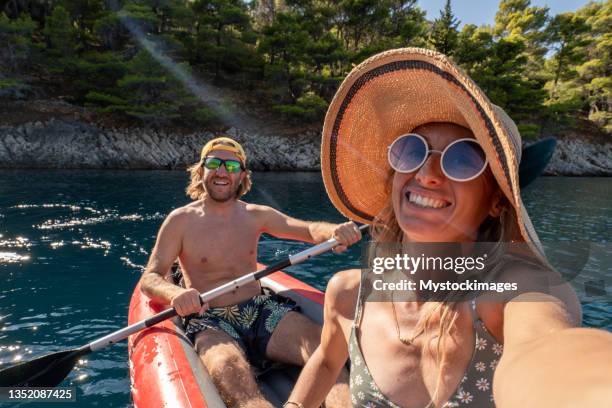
495 293 612 406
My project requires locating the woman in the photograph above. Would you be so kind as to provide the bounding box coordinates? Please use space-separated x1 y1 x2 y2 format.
286 48 612 407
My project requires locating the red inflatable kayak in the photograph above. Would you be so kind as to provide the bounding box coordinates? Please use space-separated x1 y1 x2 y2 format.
128 268 325 408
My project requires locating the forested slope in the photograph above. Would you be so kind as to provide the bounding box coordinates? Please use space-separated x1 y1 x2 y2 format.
1 0 610 139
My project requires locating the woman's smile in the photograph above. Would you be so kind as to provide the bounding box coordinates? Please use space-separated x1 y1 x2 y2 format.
404 189 452 210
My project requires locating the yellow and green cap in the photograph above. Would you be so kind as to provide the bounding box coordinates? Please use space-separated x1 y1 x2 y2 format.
200 136 247 164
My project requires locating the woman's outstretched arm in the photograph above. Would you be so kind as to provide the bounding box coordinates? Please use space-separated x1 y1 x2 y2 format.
495 291 612 406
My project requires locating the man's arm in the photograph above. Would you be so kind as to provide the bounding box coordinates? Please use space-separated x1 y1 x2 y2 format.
494 292 612 406
287 270 358 407
258 205 361 250
140 209 204 316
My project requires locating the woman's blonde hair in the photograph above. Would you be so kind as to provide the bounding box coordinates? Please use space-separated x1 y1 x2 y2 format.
186 161 253 200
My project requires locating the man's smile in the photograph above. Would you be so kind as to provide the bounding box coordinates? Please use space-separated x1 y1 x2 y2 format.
212 179 230 186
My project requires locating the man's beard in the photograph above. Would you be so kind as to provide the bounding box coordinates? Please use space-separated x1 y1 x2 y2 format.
204 179 239 202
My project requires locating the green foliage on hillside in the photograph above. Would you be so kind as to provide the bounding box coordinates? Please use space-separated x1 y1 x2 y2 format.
0 0 609 134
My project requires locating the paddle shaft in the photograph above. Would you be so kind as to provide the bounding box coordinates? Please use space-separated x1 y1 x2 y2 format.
88 224 368 352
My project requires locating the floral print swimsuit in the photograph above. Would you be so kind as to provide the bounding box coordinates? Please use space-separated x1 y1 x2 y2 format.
349 279 500 407
184 289 298 369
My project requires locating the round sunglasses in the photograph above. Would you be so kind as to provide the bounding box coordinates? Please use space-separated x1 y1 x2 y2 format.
203 157 244 173
387 133 488 182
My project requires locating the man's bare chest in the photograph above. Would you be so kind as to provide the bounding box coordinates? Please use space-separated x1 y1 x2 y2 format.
180 218 260 267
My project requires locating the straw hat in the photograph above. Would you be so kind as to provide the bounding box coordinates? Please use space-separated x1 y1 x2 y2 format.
321 48 541 247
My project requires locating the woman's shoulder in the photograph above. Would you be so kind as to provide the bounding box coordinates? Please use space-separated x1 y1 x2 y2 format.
325 269 362 320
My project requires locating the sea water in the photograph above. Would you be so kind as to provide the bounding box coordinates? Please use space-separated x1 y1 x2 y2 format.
0 171 610 407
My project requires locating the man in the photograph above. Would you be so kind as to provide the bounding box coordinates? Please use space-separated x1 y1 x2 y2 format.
140 136 361 408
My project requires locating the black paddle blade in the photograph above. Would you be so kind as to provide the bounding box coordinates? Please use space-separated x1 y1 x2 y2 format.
0 348 87 387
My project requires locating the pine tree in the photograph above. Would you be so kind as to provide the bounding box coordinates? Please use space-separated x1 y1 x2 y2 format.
494 0 548 39
258 11 311 101
545 12 590 99
455 24 495 72
189 0 256 82
337 0 390 53
0 13 37 73
429 0 459 55
59 0 105 47
456 26 546 139
86 49 218 126
494 0 549 77
544 1 611 132
577 1 611 132
394 0 428 46
252 0 286 28
91 2 159 52
0 13 38 99
43 6 78 58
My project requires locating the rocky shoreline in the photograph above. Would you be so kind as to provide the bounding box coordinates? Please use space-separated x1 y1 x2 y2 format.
0 119 610 175
541 138 612 176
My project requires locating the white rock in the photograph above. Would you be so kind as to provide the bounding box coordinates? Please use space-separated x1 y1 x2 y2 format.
0 120 609 174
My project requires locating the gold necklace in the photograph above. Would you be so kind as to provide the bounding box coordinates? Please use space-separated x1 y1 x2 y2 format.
391 291 424 346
